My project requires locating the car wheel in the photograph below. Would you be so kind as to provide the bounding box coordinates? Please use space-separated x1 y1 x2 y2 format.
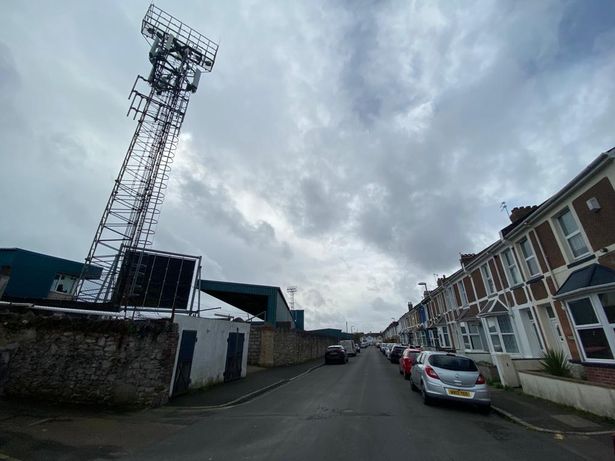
421 383 432 405
410 379 418 392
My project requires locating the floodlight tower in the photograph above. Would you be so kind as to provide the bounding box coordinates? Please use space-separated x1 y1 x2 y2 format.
286 286 297 310
75 4 218 304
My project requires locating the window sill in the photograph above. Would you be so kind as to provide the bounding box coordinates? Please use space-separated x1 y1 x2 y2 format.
525 275 544 284
566 254 596 269
509 283 524 290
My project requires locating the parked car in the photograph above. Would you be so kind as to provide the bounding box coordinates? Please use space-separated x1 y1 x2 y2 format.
410 351 490 413
399 348 421 379
324 345 348 364
389 345 406 364
340 340 356 357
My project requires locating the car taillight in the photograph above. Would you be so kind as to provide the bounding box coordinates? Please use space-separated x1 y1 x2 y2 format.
425 366 439 380
476 374 486 385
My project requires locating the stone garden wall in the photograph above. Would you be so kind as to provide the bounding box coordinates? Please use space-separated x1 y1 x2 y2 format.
248 325 336 367
0 310 178 407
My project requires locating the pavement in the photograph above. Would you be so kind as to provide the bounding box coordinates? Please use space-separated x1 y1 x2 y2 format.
489 387 615 435
168 358 324 408
0 349 615 460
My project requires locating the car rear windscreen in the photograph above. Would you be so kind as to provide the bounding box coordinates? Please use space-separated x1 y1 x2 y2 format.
429 355 478 371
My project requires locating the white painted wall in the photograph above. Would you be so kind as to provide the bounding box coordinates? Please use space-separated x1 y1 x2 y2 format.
519 371 615 419
170 316 251 394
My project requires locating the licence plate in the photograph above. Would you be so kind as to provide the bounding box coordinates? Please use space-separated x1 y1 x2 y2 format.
446 389 473 398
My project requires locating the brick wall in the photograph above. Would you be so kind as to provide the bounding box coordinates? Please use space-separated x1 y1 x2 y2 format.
584 365 615 387
0 311 178 407
535 221 566 269
573 177 615 252
471 269 486 299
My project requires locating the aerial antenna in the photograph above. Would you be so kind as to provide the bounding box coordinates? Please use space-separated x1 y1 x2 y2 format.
500 201 511 217
75 4 218 304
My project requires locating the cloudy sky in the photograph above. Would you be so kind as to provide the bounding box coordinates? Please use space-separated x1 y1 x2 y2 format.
1 1 614 332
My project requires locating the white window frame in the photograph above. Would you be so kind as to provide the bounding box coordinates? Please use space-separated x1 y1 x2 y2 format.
519 237 540 277
485 315 520 354
459 321 485 351
445 286 456 310
501 248 522 286
480 263 496 295
566 293 615 363
457 281 469 306
437 326 450 348
554 207 591 261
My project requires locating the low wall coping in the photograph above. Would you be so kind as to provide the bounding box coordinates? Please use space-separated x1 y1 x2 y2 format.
519 370 615 391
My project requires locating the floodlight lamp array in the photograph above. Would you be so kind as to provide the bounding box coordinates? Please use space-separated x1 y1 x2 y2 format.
142 3 218 72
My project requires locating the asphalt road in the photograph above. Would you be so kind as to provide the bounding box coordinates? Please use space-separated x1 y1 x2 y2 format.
127 347 605 461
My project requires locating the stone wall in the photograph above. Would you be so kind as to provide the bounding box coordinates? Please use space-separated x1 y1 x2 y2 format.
248 324 262 366
0 311 178 407
249 325 336 367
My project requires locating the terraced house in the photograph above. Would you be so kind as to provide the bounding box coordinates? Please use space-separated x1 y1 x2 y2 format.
404 148 615 387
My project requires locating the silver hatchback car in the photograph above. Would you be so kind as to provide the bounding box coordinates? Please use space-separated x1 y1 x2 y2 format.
410 351 490 413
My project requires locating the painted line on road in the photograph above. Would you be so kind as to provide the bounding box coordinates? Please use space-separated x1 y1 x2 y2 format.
491 405 615 436
175 362 326 411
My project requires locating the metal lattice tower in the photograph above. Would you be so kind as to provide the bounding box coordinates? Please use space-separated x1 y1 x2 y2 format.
286 286 297 310
75 4 218 304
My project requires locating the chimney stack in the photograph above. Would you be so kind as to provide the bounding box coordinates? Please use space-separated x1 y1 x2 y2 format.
509 205 538 223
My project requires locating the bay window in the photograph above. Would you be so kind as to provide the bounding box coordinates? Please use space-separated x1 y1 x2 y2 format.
437 326 451 348
460 322 484 350
486 315 519 353
567 292 615 361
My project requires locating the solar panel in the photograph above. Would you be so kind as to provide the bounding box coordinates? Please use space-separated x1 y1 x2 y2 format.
114 248 198 310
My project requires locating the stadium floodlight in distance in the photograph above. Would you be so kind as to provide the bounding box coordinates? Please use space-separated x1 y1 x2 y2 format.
75 4 218 310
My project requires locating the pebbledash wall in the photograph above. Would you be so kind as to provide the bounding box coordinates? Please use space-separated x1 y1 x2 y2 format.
249 325 336 367
0 311 178 407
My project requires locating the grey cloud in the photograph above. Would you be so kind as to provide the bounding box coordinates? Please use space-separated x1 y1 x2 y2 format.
2 1 615 333
303 288 326 308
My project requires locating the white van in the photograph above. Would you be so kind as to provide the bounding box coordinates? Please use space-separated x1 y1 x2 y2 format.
340 340 356 357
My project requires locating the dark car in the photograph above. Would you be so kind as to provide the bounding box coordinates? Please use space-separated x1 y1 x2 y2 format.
325 345 348 364
389 345 406 364
399 348 421 379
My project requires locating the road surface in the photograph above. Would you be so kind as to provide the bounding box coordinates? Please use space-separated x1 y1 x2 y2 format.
128 347 604 460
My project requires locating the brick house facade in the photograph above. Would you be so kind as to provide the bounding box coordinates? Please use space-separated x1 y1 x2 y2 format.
397 148 615 387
